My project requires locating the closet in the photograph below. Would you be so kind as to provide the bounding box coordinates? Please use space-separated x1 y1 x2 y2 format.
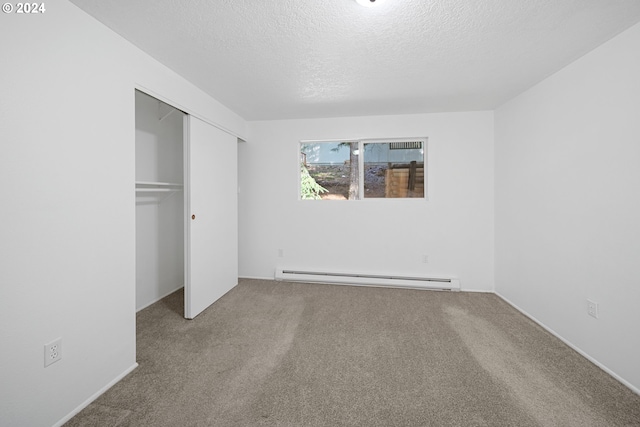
135 90 185 312
135 90 238 319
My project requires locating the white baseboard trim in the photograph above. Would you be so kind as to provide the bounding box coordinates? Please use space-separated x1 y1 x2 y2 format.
53 363 139 427
240 275 501 295
241 275 497 293
495 292 640 396
137 286 184 312
238 275 274 281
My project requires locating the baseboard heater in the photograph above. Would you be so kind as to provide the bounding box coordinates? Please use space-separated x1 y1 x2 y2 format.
275 268 460 291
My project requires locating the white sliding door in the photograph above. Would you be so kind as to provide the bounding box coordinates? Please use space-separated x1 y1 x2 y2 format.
184 115 238 319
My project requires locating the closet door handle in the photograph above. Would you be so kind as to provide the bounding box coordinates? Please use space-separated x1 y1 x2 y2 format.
191 214 196 220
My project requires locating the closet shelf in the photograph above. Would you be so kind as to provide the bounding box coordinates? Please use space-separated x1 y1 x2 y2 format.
135 188 177 193
135 181 183 203
136 181 183 188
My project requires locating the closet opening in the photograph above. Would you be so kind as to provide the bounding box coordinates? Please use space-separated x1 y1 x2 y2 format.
135 90 186 316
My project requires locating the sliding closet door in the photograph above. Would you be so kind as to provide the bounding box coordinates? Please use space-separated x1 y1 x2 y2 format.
184 115 238 319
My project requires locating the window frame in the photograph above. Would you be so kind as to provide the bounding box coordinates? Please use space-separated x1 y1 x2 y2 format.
299 137 428 201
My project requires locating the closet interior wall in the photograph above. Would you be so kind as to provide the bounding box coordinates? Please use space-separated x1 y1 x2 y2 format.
135 90 185 311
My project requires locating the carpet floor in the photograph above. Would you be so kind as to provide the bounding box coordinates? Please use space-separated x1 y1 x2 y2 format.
66 279 640 426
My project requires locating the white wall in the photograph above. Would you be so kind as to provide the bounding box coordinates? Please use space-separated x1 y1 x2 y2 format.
0 2 245 426
135 91 185 311
495 22 640 392
239 112 495 291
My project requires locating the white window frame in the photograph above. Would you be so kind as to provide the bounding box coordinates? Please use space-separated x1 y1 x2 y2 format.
299 137 428 201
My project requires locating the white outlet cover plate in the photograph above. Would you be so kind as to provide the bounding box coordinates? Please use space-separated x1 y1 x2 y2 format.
587 300 598 319
44 338 62 367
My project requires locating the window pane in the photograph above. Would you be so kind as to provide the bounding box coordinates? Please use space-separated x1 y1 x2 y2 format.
300 142 359 200
363 141 425 198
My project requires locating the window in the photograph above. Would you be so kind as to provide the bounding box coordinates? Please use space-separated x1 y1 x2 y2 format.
300 139 426 200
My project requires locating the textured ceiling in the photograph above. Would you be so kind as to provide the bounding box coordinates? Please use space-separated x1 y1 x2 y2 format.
70 0 640 120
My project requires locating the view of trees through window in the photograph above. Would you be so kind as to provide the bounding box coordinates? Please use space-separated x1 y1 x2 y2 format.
300 139 426 200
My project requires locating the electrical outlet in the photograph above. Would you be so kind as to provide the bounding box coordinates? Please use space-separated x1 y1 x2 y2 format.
422 254 429 264
44 338 62 367
587 300 598 319
277 249 284 258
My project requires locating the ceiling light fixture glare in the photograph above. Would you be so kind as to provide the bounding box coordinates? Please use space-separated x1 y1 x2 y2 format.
355 0 386 7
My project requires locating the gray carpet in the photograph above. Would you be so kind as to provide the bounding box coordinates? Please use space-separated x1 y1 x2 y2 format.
66 279 640 426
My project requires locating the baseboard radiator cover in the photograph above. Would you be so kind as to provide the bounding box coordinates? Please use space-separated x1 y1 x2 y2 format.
275 268 460 291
